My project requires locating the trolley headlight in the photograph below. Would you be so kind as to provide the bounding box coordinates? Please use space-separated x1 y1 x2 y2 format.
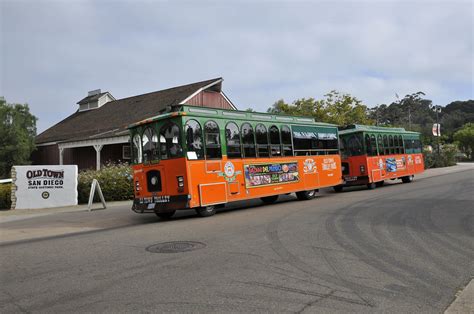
360 165 365 173
135 180 140 191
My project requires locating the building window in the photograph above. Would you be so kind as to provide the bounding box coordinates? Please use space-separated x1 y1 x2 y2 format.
225 122 242 158
204 120 222 159
185 119 204 159
132 133 142 163
142 127 159 162
122 145 131 160
255 124 269 157
281 125 293 156
160 122 182 159
241 123 256 158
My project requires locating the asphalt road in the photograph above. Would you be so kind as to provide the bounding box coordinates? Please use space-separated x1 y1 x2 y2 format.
1 169 473 313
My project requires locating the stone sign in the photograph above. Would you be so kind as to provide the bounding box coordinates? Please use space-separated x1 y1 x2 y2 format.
12 165 78 209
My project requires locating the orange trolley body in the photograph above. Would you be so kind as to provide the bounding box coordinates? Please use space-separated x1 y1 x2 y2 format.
336 125 424 190
128 106 342 217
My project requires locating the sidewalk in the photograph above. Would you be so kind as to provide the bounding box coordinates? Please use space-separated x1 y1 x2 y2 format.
0 200 132 224
1 163 473 224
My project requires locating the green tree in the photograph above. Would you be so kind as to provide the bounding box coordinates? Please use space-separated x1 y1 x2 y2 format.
453 123 474 160
267 91 372 125
0 98 37 178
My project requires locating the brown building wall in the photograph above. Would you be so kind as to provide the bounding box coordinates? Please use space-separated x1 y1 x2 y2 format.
31 144 60 165
185 91 233 109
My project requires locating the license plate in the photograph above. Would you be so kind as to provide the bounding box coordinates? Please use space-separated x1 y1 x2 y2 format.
344 176 357 182
147 203 156 209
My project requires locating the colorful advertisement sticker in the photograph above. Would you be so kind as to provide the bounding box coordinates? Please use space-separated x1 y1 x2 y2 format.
396 157 406 170
386 158 397 172
244 162 299 188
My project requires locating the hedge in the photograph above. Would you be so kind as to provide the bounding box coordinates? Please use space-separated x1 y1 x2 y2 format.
423 144 458 169
77 162 133 204
0 183 12 210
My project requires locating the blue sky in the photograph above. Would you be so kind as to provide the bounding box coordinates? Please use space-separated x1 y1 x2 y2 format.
1 0 473 133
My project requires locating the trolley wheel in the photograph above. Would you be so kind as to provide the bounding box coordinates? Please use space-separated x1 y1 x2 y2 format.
367 182 376 190
195 205 216 217
155 211 176 219
261 195 279 204
375 181 385 187
401 175 414 183
296 189 317 200
333 185 343 193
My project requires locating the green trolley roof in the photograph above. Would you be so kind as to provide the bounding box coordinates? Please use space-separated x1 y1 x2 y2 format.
338 124 420 136
129 105 338 129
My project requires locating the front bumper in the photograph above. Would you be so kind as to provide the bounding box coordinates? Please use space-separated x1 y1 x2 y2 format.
132 195 189 213
342 175 369 186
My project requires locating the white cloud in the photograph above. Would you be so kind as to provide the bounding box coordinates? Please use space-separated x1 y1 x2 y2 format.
1 0 472 132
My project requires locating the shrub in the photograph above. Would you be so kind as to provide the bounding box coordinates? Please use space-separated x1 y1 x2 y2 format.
424 144 458 169
77 162 133 204
0 183 12 210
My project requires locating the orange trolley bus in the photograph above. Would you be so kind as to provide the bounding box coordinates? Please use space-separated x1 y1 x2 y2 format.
128 105 342 218
334 124 424 191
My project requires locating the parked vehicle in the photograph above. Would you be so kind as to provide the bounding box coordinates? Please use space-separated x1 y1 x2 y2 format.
128 106 342 218
334 124 424 191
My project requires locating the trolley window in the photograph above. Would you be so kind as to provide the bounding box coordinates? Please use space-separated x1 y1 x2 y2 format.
160 122 183 160
281 125 293 156
256 124 269 157
377 134 384 156
142 127 159 162
269 125 281 157
185 119 204 160
241 123 256 158
204 120 222 159
225 122 242 158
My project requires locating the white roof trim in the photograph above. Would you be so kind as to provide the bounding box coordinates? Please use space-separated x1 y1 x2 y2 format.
58 135 130 149
179 78 223 105
36 141 58 146
220 91 237 110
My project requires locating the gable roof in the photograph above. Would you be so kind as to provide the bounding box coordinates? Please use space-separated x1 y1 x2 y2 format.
36 78 225 144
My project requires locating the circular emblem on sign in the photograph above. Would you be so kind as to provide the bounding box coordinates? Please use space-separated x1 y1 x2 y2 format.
224 161 235 178
41 191 50 199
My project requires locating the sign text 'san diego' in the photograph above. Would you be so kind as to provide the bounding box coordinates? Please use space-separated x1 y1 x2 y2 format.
13 165 78 209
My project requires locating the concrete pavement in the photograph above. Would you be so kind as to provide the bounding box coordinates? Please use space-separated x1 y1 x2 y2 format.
0 163 472 313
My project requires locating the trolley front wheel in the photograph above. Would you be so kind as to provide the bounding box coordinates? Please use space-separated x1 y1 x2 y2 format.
333 185 343 193
367 182 376 190
375 181 385 187
296 189 317 200
195 205 216 217
261 195 279 204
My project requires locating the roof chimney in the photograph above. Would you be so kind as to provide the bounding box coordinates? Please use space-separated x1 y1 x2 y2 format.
88 89 101 96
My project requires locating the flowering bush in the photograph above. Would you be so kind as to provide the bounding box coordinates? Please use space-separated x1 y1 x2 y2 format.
77 162 133 204
0 183 12 209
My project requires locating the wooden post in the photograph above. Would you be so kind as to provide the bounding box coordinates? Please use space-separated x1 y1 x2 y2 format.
93 145 103 170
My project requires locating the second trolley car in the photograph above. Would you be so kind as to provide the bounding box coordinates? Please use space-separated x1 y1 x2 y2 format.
335 124 424 191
